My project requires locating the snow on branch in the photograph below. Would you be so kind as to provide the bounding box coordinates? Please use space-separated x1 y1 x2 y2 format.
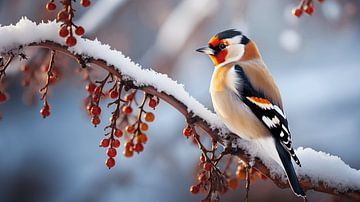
0 18 359 201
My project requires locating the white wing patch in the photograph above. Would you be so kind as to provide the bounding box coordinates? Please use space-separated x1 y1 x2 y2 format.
274 105 286 119
282 124 289 134
245 96 301 166
262 115 280 128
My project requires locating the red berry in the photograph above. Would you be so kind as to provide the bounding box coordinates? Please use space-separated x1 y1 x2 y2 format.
86 105 92 113
148 98 157 108
114 130 123 137
46 2 56 11
86 83 96 94
124 93 134 101
203 162 212 171
183 126 192 137
106 158 115 169
228 178 239 190
107 148 117 157
100 138 110 147
59 26 69 38
49 75 57 84
190 185 200 194
80 0 91 7
90 106 101 116
292 8 303 17
200 154 206 162
305 5 314 15
57 10 68 21
94 86 102 96
122 105 133 115
91 116 100 126
66 36 77 47
123 148 133 158
111 139 120 148
109 90 119 99
144 112 155 122
92 95 100 102
133 143 144 153
0 92 7 103
21 79 30 87
125 141 134 150
198 173 207 182
75 26 85 36
125 125 135 134
135 134 148 144
139 122 149 131
41 65 49 72
21 64 30 72
40 106 50 118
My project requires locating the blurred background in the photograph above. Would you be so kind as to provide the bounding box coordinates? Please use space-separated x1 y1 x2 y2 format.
0 0 359 201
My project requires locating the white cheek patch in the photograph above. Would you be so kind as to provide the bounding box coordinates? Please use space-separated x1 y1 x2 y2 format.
225 44 244 62
214 42 244 69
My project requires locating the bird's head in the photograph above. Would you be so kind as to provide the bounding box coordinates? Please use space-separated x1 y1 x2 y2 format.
196 29 257 67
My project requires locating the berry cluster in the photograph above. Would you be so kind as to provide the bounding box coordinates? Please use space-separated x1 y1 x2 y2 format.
39 50 57 118
183 126 227 201
292 0 324 17
83 72 159 169
183 124 269 201
0 54 14 107
235 161 267 182
46 0 91 46
0 91 6 103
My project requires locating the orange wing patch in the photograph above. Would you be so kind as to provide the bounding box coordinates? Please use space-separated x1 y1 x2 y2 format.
247 96 271 104
246 96 273 110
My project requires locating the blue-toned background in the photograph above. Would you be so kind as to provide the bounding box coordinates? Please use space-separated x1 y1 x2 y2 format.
0 0 359 201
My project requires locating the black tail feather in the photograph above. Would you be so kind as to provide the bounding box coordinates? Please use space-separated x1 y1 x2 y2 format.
275 141 306 197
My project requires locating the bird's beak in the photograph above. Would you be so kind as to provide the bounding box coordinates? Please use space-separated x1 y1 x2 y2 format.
196 47 214 55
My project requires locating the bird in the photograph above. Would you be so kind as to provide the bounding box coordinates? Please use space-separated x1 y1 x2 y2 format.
196 29 306 198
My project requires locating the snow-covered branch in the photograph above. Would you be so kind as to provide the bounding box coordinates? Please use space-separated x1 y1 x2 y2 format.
1 19 359 201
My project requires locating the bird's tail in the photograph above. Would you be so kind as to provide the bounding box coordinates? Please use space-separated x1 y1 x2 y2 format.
275 141 306 198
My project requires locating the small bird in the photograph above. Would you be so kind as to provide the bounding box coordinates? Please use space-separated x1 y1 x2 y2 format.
196 29 305 198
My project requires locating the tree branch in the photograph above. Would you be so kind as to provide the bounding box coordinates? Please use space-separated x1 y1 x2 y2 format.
0 17 359 200
17 41 358 201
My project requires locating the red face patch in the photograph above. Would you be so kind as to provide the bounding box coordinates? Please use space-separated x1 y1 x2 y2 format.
208 37 228 66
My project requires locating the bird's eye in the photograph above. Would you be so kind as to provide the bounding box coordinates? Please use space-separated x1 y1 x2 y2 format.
219 44 226 50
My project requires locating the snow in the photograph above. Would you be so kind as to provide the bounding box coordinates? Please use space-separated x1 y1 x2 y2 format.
1 18 359 193
0 18 226 131
238 139 360 192
296 147 360 192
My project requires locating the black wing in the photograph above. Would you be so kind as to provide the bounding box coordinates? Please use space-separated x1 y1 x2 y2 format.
234 65 301 166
